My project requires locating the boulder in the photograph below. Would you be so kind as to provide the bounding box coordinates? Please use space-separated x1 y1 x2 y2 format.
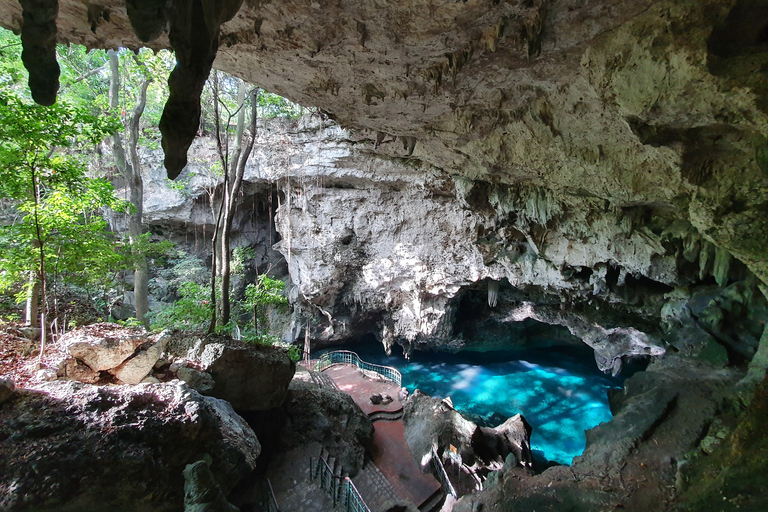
280 371 373 476
57 357 100 384
177 366 215 393
472 414 533 469
403 389 477 469
16 326 41 340
170 334 295 411
0 378 14 404
111 338 165 385
60 323 150 372
183 460 239 512
0 380 260 511
403 389 533 475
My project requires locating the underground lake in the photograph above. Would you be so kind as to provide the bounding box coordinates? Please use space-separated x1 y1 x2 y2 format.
319 342 630 465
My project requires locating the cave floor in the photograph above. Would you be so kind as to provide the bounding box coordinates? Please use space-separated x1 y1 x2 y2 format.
322 364 443 510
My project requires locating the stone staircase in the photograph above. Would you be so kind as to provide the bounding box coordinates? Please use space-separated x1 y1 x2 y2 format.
352 456 413 512
268 444 336 512
310 370 340 391
368 408 404 422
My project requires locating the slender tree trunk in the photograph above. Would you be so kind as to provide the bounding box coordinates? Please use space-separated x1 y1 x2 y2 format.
209 75 259 331
31 169 46 362
218 81 246 326
25 272 39 327
219 84 259 328
109 50 151 327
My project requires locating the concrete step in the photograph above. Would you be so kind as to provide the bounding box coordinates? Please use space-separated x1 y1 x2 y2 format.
310 370 340 391
368 408 404 422
352 457 415 512
268 444 335 512
418 487 446 512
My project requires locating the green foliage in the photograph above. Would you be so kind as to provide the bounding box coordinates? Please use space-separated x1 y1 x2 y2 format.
244 275 288 309
164 177 189 195
243 274 288 341
231 246 256 275
256 91 304 119
148 250 209 303
0 91 128 297
117 234 174 271
240 327 301 362
151 282 212 331
116 317 146 328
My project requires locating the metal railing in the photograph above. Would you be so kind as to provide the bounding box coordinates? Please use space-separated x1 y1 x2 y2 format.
262 478 280 512
314 350 402 387
310 457 371 512
430 445 457 499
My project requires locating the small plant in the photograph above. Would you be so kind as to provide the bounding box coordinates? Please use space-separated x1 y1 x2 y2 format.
231 246 256 276
244 274 288 331
150 282 212 331
240 327 300 362
116 317 146 328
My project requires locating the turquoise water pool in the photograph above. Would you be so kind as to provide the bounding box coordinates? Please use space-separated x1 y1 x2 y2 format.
321 343 623 465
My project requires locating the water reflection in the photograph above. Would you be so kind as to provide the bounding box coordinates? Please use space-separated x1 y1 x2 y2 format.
320 343 623 465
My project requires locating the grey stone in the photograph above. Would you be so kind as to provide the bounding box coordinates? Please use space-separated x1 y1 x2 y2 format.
174 335 295 411
0 378 14 404
0 380 260 511
60 323 149 372
35 369 57 382
177 366 215 393
112 339 164 385
58 357 100 384
17 327 40 340
183 460 239 512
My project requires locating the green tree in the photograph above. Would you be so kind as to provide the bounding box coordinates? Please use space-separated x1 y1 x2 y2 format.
0 93 125 359
207 72 259 332
244 274 288 333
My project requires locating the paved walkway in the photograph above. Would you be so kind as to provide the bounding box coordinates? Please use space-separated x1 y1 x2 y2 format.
322 364 442 511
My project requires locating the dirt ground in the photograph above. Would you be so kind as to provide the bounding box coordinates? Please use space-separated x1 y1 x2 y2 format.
1 323 71 387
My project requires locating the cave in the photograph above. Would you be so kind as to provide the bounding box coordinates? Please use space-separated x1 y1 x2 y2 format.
1 1 768 511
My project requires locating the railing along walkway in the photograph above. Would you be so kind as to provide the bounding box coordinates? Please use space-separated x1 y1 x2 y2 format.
310 457 371 512
263 478 280 512
430 446 458 499
315 350 402 387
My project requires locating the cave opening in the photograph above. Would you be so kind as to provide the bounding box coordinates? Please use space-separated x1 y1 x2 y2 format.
322 277 639 466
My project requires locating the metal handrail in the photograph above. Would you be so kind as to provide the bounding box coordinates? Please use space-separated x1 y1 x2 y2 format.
342 477 371 512
430 445 457 498
310 457 372 512
315 350 402 387
264 478 280 512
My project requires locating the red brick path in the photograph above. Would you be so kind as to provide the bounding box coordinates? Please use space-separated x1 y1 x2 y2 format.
322 364 442 510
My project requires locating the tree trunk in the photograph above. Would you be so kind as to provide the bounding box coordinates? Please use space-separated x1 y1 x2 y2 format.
210 75 259 330
109 50 151 327
25 272 39 327
30 170 46 362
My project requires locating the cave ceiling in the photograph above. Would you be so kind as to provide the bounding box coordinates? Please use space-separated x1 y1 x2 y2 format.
1 0 767 284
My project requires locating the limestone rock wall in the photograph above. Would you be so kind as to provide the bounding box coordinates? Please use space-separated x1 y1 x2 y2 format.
1 0 766 288
128 115 764 374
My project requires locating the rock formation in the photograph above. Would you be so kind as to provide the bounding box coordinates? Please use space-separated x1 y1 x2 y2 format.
1 0 766 288
0 380 260 511
1 0 768 509
167 332 296 411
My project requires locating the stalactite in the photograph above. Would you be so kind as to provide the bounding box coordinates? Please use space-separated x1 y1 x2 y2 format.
713 246 732 287
19 0 60 105
159 0 244 178
488 279 499 308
